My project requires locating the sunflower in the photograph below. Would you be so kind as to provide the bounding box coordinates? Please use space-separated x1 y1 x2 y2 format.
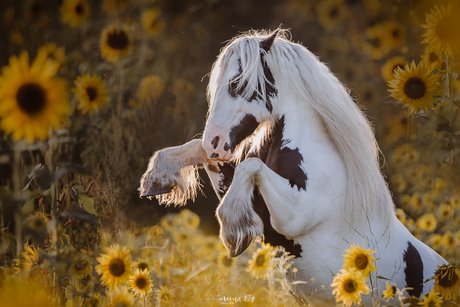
37 43 66 67
437 203 452 221
422 2 460 57
155 285 174 302
70 255 92 278
383 21 405 49
388 61 442 113
133 259 151 272
177 209 200 230
441 231 455 249
381 56 408 82
137 74 165 104
364 24 390 60
100 25 131 63
72 74 109 114
141 9 165 38
105 286 136 307
218 252 236 271
14 244 40 272
342 243 377 277
95 244 134 289
418 289 443 307
317 0 347 31
0 52 70 142
421 48 442 70
246 242 275 279
128 269 153 298
416 213 437 232
60 0 90 28
382 281 396 299
433 265 460 300
75 273 94 293
331 268 370 307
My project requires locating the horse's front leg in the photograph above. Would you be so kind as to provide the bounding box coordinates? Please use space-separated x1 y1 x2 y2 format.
139 139 207 206
217 158 308 257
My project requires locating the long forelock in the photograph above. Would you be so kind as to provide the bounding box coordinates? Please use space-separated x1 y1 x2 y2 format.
207 31 282 106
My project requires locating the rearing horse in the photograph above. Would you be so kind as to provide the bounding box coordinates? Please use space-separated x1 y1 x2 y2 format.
139 29 447 306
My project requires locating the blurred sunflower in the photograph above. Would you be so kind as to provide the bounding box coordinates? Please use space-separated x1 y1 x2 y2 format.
390 174 406 193
342 243 377 276
105 286 136 307
433 265 460 300
388 61 442 113
60 0 89 28
331 268 370 307
364 24 389 60
75 273 94 293
416 213 437 232
381 56 408 82
395 208 406 223
177 209 200 229
133 259 151 272
441 231 455 249
129 269 153 298
0 52 70 142
141 9 165 38
72 74 109 114
421 47 442 70
14 244 40 272
246 242 275 279
137 74 165 103
383 21 405 49
419 289 443 307
102 0 128 14
95 244 133 288
70 255 92 278
382 281 396 299
218 252 236 271
100 25 131 63
437 203 452 221
155 285 174 302
37 43 66 67
317 0 347 31
422 2 460 57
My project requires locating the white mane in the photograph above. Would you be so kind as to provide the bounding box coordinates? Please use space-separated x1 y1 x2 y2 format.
208 30 395 227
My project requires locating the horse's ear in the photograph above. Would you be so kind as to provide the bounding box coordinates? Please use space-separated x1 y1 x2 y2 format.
260 30 279 53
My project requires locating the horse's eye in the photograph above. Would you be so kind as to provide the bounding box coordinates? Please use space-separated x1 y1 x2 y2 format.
229 79 239 98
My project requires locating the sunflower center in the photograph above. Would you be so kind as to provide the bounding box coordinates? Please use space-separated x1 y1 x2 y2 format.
439 268 459 287
256 255 265 267
75 3 84 15
329 7 339 18
16 83 47 115
370 37 381 48
85 87 98 101
75 259 88 270
427 301 436 307
109 258 125 277
429 52 439 63
222 256 233 268
355 254 368 270
135 277 147 289
436 16 455 41
107 30 129 50
404 77 426 100
392 29 400 39
138 263 148 271
114 302 129 307
343 279 357 293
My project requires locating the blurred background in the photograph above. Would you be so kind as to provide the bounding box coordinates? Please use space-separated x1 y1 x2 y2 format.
0 0 458 259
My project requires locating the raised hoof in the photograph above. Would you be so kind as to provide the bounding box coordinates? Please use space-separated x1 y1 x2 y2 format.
228 235 252 258
140 185 174 197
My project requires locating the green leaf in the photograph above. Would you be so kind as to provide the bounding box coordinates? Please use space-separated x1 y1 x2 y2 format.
79 195 96 215
21 198 36 216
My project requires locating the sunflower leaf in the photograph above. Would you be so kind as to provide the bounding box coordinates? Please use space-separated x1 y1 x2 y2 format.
21 198 36 216
79 195 96 215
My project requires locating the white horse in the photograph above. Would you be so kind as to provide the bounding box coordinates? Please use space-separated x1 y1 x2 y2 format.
139 29 447 306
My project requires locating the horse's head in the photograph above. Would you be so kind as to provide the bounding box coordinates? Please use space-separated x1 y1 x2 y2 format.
202 30 279 161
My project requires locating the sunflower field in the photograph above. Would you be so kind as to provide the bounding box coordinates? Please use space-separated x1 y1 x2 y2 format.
0 0 459 306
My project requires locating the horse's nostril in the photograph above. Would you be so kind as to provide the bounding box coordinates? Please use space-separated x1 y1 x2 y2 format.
210 153 219 159
223 142 231 152
211 136 220 149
